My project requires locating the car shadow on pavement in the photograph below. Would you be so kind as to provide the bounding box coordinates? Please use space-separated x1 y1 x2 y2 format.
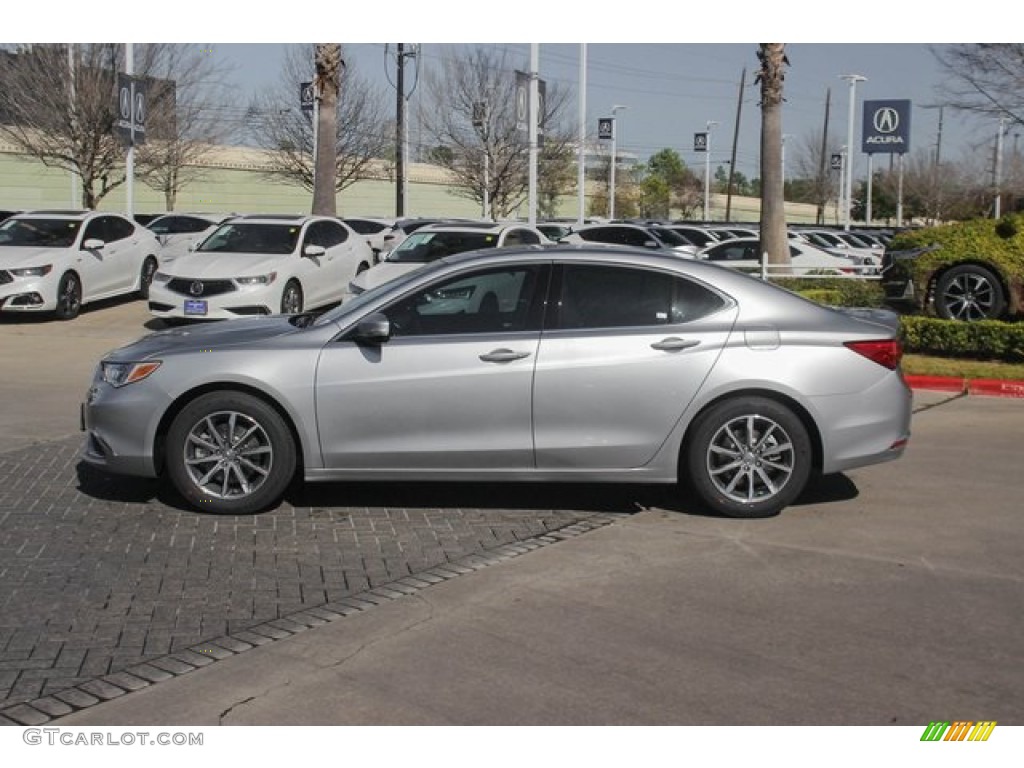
75 462 861 518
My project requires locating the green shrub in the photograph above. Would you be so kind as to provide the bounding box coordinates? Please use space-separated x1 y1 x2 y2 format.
775 277 886 308
900 316 1024 362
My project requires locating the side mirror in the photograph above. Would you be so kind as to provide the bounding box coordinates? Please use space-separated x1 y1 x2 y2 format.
351 312 391 345
303 244 326 258
83 238 105 250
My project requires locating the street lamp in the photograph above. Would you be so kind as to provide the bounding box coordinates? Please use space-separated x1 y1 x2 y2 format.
704 120 719 223
840 74 867 231
609 104 628 219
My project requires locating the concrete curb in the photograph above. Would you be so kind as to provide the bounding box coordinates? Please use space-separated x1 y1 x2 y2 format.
905 374 1024 399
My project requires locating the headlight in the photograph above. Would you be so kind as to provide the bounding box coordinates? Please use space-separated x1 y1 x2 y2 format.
9 265 52 277
235 272 277 285
152 271 171 282
100 361 162 388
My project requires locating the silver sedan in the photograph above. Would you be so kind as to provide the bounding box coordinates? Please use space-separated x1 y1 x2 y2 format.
80 246 912 518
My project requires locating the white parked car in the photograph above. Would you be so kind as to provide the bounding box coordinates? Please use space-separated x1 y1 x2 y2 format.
560 223 699 258
699 237 875 276
0 209 161 320
342 217 397 263
347 221 551 296
147 214 373 320
146 212 234 263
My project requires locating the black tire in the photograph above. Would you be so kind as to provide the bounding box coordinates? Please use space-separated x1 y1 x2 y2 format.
280 280 303 314
53 271 82 320
934 264 1006 322
684 396 812 518
137 256 158 299
165 391 296 515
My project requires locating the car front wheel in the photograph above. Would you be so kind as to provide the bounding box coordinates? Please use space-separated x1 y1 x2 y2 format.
165 391 297 514
933 264 1006 322
54 271 82 320
684 396 812 518
280 280 303 314
137 256 158 299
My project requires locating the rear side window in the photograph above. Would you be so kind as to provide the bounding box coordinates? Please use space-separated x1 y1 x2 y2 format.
554 264 725 329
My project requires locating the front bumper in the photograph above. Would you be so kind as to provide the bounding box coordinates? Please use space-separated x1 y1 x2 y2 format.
0 272 58 312
79 379 165 478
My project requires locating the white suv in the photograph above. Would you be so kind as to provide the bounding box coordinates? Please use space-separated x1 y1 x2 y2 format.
0 210 161 320
147 214 373 320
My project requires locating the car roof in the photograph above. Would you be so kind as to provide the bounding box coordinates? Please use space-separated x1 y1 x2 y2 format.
16 209 96 220
415 221 537 234
229 214 320 225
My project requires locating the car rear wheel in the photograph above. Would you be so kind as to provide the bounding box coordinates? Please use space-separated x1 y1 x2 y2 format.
165 391 296 515
280 280 303 314
933 264 1006 322
137 256 158 299
684 396 812 518
54 271 82 320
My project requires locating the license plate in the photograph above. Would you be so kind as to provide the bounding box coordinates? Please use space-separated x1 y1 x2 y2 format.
184 299 208 316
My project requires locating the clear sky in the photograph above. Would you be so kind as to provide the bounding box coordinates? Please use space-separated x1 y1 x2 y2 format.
7 2 999 183
210 42 988 182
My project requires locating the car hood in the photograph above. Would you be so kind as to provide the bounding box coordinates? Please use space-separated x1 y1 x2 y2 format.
105 316 303 361
0 246 69 268
350 261 422 292
160 251 288 278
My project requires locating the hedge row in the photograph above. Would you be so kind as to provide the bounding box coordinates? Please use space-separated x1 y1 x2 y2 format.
898 316 1024 362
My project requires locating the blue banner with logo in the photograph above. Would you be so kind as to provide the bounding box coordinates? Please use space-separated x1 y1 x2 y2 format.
862 100 911 154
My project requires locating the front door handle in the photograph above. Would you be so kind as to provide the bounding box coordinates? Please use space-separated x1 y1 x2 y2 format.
651 337 700 351
479 348 531 363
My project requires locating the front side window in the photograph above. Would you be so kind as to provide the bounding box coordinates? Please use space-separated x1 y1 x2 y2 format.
0 218 81 248
554 264 725 329
382 265 545 337
106 216 135 242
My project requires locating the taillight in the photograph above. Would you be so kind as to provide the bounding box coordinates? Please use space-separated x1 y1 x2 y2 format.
845 339 902 370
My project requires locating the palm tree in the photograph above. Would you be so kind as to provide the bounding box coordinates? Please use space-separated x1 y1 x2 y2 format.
312 44 342 215
757 44 789 267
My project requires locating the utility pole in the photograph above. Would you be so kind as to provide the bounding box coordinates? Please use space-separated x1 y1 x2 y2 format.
994 116 1007 218
725 67 745 222
817 88 831 225
395 43 407 218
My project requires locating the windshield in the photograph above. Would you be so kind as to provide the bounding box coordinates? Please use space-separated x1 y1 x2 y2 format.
197 223 300 255
387 231 498 264
0 218 81 248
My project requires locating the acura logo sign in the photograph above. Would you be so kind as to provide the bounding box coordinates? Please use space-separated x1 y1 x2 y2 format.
873 107 899 133
862 99 911 153
190 281 204 296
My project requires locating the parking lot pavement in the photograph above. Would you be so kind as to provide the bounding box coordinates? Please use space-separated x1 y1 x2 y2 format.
46 394 1024 726
1 300 1022 726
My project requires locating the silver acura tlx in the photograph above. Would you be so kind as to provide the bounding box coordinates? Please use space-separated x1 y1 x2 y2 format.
81 245 912 518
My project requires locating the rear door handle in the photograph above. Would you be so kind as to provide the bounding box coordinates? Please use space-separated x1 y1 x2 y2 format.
479 348 531 363
651 337 700 351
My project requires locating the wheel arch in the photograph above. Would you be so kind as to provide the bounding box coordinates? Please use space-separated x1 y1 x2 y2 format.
153 382 306 477
677 388 824 479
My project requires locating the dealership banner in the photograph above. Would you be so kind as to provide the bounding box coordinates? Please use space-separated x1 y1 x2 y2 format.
862 99 911 154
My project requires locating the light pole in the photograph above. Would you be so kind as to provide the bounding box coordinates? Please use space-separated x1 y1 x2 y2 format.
609 104 627 219
840 74 866 230
704 120 719 223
